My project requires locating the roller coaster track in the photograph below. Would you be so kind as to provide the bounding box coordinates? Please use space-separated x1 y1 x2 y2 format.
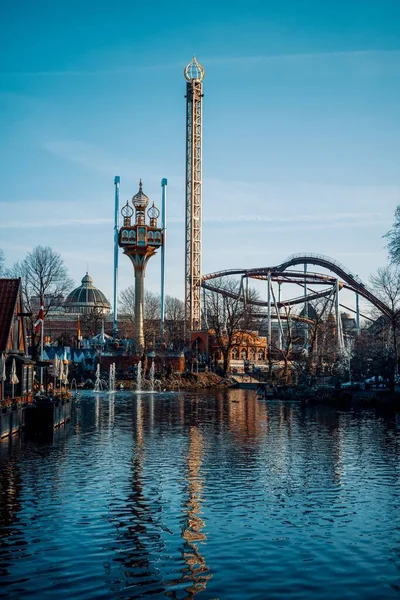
202 253 391 317
202 281 335 309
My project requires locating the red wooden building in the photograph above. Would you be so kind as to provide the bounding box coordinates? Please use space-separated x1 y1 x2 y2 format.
0 278 34 406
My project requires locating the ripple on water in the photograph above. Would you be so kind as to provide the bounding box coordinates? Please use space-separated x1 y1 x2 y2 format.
1 393 400 599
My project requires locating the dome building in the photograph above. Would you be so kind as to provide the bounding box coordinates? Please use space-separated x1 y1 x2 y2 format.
64 273 111 315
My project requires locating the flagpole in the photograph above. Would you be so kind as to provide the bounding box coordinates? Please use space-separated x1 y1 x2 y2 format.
40 313 44 386
1 354 5 402
35 298 45 388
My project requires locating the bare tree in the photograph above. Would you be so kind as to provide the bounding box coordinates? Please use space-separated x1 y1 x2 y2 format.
119 287 160 321
145 291 161 320
385 206 400 265
8 246 73 355
352 325 388 380
119 287 184 349
370 265 400 377
80 307 104 339
205 278 261 376
270 304 303 384
119 286 136 325
165 295 184 350
0 249 5 275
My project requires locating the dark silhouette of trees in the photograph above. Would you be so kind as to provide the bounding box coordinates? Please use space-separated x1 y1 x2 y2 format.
370 265 400 377
0 249 5 275
385 206 400 264
204 278 261 376
7 246 73 355
165 296 184 350
80 307 104 339
119 287 185 349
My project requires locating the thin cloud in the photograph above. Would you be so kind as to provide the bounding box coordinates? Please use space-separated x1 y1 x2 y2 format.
206 49 400 66
168 211 386 225
2 212 383 231
0 217 112 229
2 49 399 78
42 139 154 180
206 212 383 224
42 140 123 175
0 62 183 78
203 219 390 233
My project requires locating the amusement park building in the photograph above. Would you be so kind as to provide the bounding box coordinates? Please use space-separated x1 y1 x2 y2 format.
193 330 268 363
64 273 111 315
0 278 34 405
35 273 112 344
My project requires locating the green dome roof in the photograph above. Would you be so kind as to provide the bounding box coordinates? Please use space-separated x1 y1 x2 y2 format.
64 273 111 314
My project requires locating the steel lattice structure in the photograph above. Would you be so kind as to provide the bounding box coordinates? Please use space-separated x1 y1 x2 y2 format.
202 253 394 354
202 253 391 317
184 57 205 335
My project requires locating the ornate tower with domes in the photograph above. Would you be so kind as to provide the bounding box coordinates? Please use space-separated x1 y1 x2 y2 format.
119 180 163 355
184 56 205 336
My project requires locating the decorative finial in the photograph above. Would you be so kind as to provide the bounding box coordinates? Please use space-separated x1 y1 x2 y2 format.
132 179 149 211
147 202 160 221
184 56 205 82
121 200 134 218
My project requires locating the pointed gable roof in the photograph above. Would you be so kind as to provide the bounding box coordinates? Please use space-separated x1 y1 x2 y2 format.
0 278 22 352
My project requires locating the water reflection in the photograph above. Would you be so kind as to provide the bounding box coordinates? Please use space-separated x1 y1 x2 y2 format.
0 438 24 582
179 424 211 598
0 393 400 599
106 396 166 597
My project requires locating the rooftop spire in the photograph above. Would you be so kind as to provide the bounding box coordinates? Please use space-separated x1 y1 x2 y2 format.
184 56 205 82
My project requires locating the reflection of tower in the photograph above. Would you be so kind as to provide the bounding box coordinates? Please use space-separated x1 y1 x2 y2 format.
184 57 205 336
180 424 211 596
119 181 163 355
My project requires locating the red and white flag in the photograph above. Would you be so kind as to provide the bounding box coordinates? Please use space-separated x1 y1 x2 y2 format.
34 299 44 334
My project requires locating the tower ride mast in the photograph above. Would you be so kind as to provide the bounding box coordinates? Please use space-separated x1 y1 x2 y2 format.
184 57 205 336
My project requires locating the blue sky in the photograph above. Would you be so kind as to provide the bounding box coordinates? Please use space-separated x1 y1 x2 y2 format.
1 0 399 310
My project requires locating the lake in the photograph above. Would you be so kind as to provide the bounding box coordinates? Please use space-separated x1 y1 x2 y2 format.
1 390 400 599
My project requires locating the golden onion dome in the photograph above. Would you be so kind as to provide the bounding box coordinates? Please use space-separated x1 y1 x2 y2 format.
132 179 149 210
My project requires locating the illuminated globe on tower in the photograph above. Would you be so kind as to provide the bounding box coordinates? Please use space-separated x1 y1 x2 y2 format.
118 180 163 355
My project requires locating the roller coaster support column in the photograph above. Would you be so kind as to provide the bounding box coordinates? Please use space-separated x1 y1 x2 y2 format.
203 287 209 330
160 178 167 338
278 282 282 350
267 271 272 352
355 292 360 335
271 285 283 351
335 278 341 352
113 175 120 339
304 263 308 349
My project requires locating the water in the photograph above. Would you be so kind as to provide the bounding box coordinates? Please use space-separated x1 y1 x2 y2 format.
94 364 108 392
1 390 400 599
149 360 155 392
70 378 78 397
109 363 116 393
136 361 142 391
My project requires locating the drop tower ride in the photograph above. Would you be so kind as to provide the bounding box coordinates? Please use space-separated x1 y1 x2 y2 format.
184 57 205 336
